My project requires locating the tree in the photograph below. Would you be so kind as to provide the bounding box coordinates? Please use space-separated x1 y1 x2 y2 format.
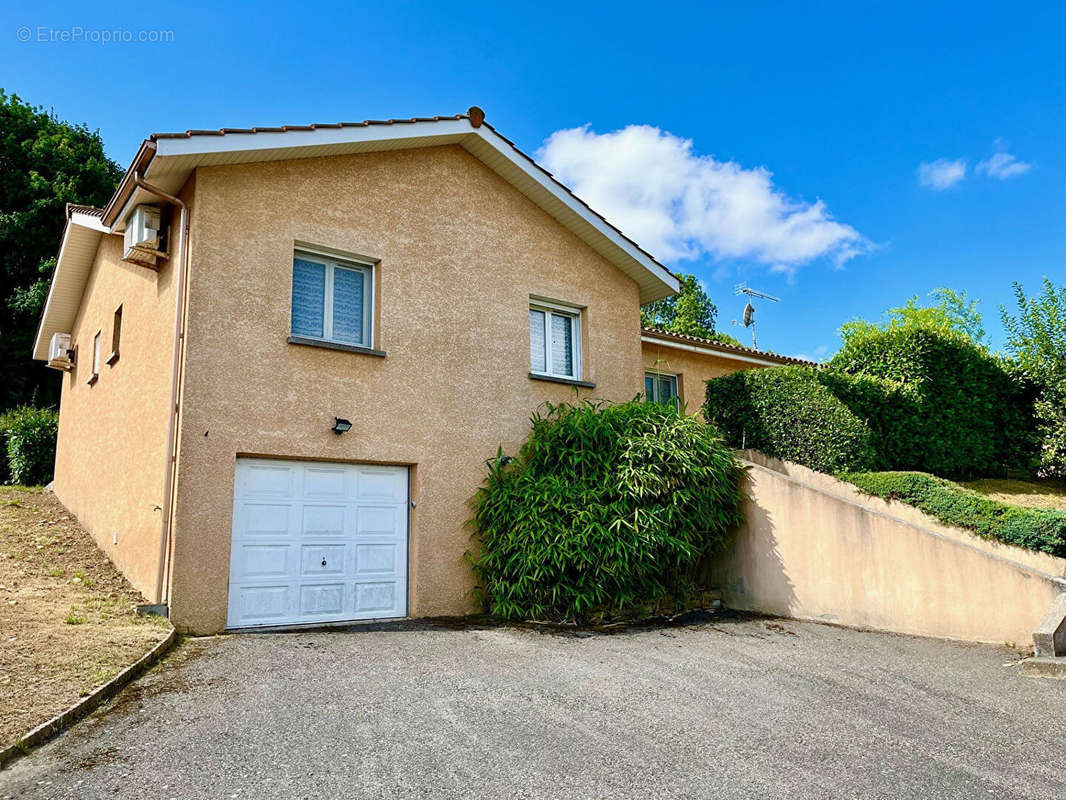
0 90 122 408
840 287 986 346
641 273 742 346
1001 278 1066 476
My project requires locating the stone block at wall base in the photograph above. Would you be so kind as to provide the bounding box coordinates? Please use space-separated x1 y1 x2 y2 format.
1020 657 1066 680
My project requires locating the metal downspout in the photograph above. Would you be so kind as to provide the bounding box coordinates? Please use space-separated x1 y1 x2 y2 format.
131 172 190 609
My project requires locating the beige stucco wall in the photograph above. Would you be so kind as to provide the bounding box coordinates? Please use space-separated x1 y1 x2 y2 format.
167 144 644 633
52 210 184 599
642 340 762 413
711 452 1066 645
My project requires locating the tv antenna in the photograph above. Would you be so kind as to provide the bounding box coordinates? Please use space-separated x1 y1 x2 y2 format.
732 283 780 350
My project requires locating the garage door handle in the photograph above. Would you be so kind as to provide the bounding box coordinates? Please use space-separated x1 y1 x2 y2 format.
321 558 327 566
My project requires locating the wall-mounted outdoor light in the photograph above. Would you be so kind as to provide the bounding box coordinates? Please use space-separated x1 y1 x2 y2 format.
332 417 353 435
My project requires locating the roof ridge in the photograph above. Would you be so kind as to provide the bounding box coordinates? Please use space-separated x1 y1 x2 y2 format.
149 114 470 141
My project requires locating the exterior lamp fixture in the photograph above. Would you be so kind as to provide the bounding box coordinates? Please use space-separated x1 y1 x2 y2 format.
332 417 352 435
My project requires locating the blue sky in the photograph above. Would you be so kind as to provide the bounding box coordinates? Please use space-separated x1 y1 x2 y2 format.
3 0 1063 359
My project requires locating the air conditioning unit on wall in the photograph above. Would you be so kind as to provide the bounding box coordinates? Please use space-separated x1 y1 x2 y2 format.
47 332 73 371
123 205 165 268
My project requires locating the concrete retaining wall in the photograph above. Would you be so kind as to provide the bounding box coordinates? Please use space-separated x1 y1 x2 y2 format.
711 452 1066 645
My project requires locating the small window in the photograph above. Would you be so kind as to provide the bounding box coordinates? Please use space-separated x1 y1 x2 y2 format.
645 372 679 410
291 251 372 347
107 305 122 365
530 303 580 379
88 331 101 384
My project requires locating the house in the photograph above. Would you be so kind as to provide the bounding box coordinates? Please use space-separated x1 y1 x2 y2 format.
641 327 811 410
32 108 791 633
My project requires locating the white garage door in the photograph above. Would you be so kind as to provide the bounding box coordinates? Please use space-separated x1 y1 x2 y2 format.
227 458 409 628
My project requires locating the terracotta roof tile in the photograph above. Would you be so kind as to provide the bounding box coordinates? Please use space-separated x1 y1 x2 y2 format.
149 115 470 141
66 204 105 218
641 327 817 366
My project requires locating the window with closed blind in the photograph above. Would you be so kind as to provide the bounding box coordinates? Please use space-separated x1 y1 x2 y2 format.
529 302 581 380
290 250 373 348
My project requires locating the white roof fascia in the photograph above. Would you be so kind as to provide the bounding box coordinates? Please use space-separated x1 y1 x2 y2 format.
150 120 679 301
31 213 109 360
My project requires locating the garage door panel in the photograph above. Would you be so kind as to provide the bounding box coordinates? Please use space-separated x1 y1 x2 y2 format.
302 466 347 498
232 585 292 622
355 468 405 502
356 505 403 536
355 581 397 613
232 544 292 580
228 458 408 628
302 504 346 537
241 463 297 498
300 583 346 616
241 503 295 538
355 543 398 576
300 544 347 576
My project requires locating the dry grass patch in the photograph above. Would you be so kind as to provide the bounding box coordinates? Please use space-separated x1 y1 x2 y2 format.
0 487 171 748
961 478 1066 511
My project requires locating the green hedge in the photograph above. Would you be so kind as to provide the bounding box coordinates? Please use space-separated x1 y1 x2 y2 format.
705 328 1036 478
468 399 743 622
0 406 58 486
704 366 880 474
843 471 1066 557
829 327 1035 476
815 371 925 470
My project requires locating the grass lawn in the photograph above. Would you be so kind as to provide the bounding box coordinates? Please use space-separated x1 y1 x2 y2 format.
0 486 171 748
961 478 1066 511
842 470 1066 557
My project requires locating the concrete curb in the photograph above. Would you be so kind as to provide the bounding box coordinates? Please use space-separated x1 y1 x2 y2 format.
1020 657 1066 679
0 627 176 769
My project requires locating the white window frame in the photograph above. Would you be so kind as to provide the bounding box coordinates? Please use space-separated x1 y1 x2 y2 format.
529 299 582 380
645 370 680 410
291 249 374 348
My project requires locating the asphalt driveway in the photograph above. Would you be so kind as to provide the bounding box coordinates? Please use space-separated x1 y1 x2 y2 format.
2 614 1064 799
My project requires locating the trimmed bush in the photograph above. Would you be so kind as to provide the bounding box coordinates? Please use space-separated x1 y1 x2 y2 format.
468 399 743 622
843 471 1066 557
2 406 58 486
813 371 925 470
705 328 1037 478
704 367 879 474
829 327 1035 477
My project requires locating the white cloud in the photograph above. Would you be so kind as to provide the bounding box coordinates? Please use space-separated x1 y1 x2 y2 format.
538 124 869 269
917 158 967 190
976 151 1032 180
